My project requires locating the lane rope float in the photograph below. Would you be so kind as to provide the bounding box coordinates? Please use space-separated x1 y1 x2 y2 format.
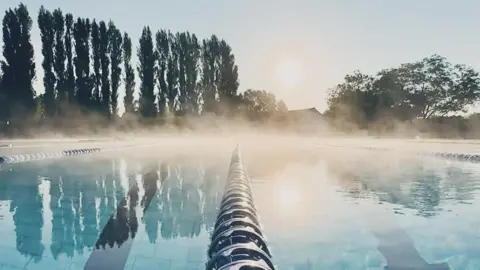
0 147 105 165
206 146 276 270
0 141 187 166
321 144 480 163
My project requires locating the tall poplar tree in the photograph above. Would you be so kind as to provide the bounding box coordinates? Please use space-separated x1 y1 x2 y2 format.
38 6 55 117
137 26 156 118
91 20 101 110
123 32 135 114
155 29 168 116
73 18 91 110
53 9 66 107
166 31 178 114
217 39 239 115
99 21 110 116
108 21 122 118
64 13 75 104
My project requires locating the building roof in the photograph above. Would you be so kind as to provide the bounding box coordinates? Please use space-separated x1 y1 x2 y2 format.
287 107 323 119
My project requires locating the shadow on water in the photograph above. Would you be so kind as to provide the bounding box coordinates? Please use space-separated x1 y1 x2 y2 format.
0 156 225 268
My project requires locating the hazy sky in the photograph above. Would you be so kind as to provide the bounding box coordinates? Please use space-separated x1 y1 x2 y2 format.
1 0 480 113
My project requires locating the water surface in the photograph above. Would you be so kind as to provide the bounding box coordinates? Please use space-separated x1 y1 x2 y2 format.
0 148 479 269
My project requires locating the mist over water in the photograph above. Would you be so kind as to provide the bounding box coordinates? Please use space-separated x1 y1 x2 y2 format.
0 135 479 269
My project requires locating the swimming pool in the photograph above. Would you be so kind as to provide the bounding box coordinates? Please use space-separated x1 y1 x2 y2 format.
0 146 479 269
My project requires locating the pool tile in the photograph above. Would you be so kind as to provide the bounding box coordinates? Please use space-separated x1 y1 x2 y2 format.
131 256 171 270
25 256 74 270
0 246 30 269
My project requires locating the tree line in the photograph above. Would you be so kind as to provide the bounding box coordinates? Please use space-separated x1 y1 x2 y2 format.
0 3 286 133
325 54 480 136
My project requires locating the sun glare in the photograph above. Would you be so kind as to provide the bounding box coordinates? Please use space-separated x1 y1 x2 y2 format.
275 58 304 88
275 182 301 211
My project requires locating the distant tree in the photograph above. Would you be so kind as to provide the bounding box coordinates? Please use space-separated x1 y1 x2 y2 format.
166 30 178 114
185 33 201 114
73 18 91 111
91 20 101 110
15 3 36 117
34 93 45 119
200 36 219 114
64 13 75 103
99 21 110 117
176 32 187 113
137 26 156 118
155 29 169 116
277 100 288 112
37 6 55 117
123 32 135 114
1 4 36 123
0 72 4 121
240 89 279 114
108 21 122 118
52 9 66 107
325 71 378 126
389 55 480 118
325 55 480 129
0 6 256 130
174 32 201 115
217 39 239 115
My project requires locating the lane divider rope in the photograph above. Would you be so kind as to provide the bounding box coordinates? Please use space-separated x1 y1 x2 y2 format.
0 147 106 165
321 144 480 163
0 141 175 166
206 145 276 270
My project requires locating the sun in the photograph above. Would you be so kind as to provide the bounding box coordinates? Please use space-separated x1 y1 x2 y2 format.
274 58 304 88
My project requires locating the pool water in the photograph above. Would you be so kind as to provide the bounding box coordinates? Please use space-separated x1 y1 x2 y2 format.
0 148 479 269
0 155 227 270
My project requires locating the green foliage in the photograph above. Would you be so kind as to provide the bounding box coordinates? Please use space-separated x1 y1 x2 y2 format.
201 36 219 114
123 32 135 114
185 33 201 114
99 21 109 117
108 21 122 118
1 3 36 123
64 13 75 104
326 55 480 129
73 17 91 111
0 3 285 134
52 9 66 106
137 26 156 118
217 40 239 115
155 29 168 116
37 6 55 117
240 89 279 113
91 20 101 110
166 30 179 114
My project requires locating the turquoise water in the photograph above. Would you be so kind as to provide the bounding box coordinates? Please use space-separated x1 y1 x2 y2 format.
0 149 479 269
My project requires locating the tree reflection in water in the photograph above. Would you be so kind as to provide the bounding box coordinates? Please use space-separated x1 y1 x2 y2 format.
0 156 225 263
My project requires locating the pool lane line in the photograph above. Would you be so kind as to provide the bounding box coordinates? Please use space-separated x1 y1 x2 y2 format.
84 169 160 270
374 228 450 270
356 183 450 269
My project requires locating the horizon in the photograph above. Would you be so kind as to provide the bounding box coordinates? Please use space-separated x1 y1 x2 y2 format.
1 0 480 115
